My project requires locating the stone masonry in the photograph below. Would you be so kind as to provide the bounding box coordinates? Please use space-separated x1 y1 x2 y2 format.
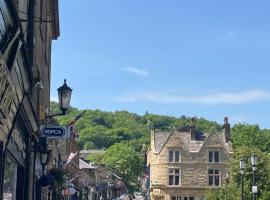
147 118 233 200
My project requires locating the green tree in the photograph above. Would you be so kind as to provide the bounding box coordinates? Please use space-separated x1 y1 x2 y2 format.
231 124 270 153
206 146 270 200
87 151 105 164
102 143 143 191
205 186 239 200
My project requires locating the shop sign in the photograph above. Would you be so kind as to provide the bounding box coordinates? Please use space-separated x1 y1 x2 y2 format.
42 126 66 137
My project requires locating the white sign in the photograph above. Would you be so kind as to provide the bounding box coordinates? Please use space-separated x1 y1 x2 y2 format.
40 125 70 138
252 186 258 194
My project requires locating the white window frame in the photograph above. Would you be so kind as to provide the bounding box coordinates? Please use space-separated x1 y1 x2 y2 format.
208 150 220 163
168 149 181 163
168 168 181 186
171 196 194 200
208 168 221 187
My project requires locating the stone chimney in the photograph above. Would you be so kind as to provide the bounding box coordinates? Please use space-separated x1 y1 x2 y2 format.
223 117 231 143
190 117 196 141
150 129 155 150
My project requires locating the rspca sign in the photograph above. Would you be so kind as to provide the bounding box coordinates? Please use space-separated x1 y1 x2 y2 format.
42 126 66 137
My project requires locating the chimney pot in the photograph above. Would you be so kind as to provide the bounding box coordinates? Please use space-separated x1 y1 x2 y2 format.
223 117 231 143
190 117 196 141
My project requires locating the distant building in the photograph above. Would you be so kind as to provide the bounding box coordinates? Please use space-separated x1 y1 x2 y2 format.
80 149 105 161
147 118 233 200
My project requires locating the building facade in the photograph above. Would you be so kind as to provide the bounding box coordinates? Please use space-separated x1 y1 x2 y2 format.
147 118 233 200
0 0 59 199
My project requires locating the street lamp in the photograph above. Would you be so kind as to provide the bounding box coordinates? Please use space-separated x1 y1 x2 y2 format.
36 137 51 174
251 153 258 200
240 157 246 200
46 79 72 118
57 79 72 115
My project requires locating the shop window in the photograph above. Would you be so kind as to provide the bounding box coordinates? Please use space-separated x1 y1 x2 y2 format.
2 153 18 200
0 0 15 49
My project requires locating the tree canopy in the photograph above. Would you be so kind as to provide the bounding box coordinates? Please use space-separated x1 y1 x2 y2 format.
206 124 270 200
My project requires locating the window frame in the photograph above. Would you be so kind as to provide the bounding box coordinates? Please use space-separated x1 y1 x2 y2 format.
168 168 181 186
171 196 194 200
208 150 220 163
168 149 181 163
208 168 221 187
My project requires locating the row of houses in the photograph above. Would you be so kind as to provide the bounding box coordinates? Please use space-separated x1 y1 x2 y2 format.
44 141 126 200
42 125 127 200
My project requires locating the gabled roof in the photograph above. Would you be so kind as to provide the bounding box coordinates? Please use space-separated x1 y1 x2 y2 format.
79 159 98 169
154 131 171 152
152 126 229 154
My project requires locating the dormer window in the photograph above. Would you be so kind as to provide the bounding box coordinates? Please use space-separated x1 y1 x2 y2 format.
168 149 181 163
208 150 220 163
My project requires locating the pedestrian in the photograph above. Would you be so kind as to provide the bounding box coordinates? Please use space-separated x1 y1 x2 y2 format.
72 192 79 200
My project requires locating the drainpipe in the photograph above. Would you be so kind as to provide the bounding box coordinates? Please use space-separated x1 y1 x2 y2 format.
27 0 35 65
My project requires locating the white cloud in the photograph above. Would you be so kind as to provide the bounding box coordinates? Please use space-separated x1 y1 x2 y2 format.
230 115 250 124
123 67 149 77
217 31 235 41
114 90 270 104
50 96 58 102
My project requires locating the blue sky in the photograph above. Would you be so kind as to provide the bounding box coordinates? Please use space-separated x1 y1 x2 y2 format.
51 1 270 128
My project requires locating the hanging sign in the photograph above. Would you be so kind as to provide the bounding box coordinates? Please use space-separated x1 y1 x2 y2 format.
41 126 66 137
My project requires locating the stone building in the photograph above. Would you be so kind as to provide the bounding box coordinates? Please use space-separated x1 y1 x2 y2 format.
0 0 59 199
147 118 233 200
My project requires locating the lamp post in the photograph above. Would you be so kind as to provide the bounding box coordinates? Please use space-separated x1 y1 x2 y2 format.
251 153 258 200
240 157 246 200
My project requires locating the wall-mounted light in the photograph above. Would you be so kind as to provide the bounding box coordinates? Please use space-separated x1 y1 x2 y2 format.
46 79 72 118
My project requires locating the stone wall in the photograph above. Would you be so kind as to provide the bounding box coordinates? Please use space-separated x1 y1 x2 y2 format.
148 129 232 200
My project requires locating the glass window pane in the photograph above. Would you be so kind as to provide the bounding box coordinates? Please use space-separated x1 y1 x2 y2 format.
215 176 220 186
184 197 188 200
208 169 213 174
208 151 213 162
169 176 174 185
215 151 219 162
0 10 6 37
209 176 213 186
172 197 176 200
169 169 174 174
175 151 180 162
3 154 18 200
175 169 179 174
189 198 194 200
215 170 219 175
175 175 179 185
169 151 174 162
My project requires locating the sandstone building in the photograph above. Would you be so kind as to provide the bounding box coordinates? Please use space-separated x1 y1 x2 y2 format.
147 118 233 200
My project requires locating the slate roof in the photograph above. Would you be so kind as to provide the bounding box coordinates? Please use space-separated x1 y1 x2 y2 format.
79 159 98 169
154 131 171 152
153 126 226 153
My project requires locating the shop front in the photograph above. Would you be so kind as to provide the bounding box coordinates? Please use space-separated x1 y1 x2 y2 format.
0 1 41 199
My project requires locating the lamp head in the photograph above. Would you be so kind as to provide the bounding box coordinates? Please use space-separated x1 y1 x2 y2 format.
251 153 258 166
57 79 72 114
240 157 246 170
